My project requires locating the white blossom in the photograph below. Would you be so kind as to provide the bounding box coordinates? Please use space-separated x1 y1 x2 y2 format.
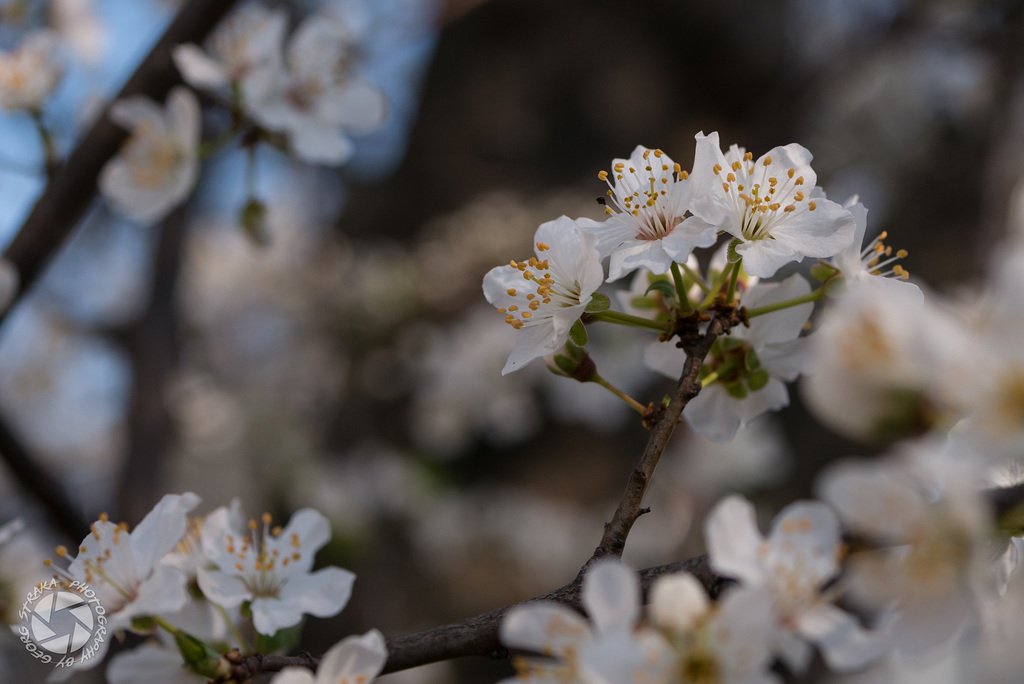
269 630 387 684
582 145 717 281
829 196 921 301
0 30 63 111
249 13 386 165
99 87 201 224
688 131 855 278
483 216 604 375
705 495 886 672
173 2 285 105
197 505 355 636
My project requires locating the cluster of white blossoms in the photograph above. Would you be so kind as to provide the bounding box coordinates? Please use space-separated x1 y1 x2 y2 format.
87 0 387 226
487 134 1024 682
38 493 385 683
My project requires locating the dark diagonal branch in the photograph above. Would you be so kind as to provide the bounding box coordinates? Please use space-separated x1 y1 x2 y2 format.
225 555 723 682
589 311 740 562
0 0 240 331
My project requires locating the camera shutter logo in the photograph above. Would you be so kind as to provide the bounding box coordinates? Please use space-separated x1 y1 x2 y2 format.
28 589 96 654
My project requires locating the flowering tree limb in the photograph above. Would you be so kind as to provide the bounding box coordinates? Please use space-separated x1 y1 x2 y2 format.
0 0 240 331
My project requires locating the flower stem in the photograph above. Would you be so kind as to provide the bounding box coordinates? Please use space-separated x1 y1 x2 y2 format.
592 373 647 415
588 310 673 332
671 262 692 313
198 127 240 160
745 288 824 318
31 111 59 177
701 357 739 387
725 258 741 303
698 262 733 311
155 615 181 636
681 262 709 293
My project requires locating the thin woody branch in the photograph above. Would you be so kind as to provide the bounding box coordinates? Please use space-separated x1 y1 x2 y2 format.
224 555 723 682
0 0 240 331
589 310 741 562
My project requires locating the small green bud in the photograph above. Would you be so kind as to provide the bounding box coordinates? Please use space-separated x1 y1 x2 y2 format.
174 630 231 679
239 198 270 246
811 261 841 283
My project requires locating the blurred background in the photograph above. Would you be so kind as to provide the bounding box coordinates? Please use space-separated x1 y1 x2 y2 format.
0 0 1022 681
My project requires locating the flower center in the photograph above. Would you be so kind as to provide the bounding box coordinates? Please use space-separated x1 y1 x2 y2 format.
860 230 910 280
223 513 303 598
125 121 182 189
599 148 689 241
713 152 814 241
496 242 581 330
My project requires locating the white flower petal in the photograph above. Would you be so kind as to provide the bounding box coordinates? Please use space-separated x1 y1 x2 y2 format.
797 603 888 671
582 561 639 633
317 629 388 683
705 495 766 585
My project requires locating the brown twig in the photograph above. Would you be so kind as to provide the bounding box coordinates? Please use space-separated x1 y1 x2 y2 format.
588 311 739 562
224 555 721 682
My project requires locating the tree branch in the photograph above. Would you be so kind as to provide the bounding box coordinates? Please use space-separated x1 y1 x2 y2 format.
0 0 240 331
589 311 740 562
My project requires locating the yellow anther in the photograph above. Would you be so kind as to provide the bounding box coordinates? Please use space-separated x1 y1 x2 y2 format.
878 230 888 240
628 167 635 173
504 315 514 324
235 563 244 572
506 288 516 296
262 513 272 525
654 148 664 157
605 208 613 215
645 165 652 171
808 200 816 210
598 170 608 181
56 545 68 557
731 161 742 171
795 176 805 185
794 191 803 201
248 519 258 530
614 162 624 171
769 203 781 211
521 312 532 319
787 169 795 178
784 205 796 212
529 300 540 310
662 164 669 171
738 184 744 191
508 305 518 312
769 177 777 186
897 249 908 258
542 298 551 303
763 156 772 166
713 164 722 175
743 152 753 161
496 308 506 314
722 182 730 193
642 149 650 159
726 172 736 182
509 259 517 269
537 242 549 251
99 513 109 523
80 545 86 552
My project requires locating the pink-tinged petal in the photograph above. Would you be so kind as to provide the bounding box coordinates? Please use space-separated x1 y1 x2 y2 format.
500 602 589 658
131 492 200 578
582 561 639 633
705 495 766 585
317 629 388 683
766 501 841 587
196 567 251 609
797 603 888 671
172 44 229 89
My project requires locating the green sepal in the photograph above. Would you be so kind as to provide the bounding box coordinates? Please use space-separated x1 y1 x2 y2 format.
630 295 661 309
239 198 270 247
726 238 743 263
811 261 840 283
565 340 586 361
824 277 848 298
553 354 576 376
569 319 588 347
746 369 769 391
744 347 761 371
719 336 746 351
130 616 156 634
644 280 677 302
173 629 230 679
585 293 611 313
256 622 303 655
725 381 748 399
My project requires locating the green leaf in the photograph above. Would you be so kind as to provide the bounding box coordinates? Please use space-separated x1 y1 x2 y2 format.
585 293 611 313
569 319 588 346
644 280 677 301
744 347 761 371
746 369 769 391
725 381 748 399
